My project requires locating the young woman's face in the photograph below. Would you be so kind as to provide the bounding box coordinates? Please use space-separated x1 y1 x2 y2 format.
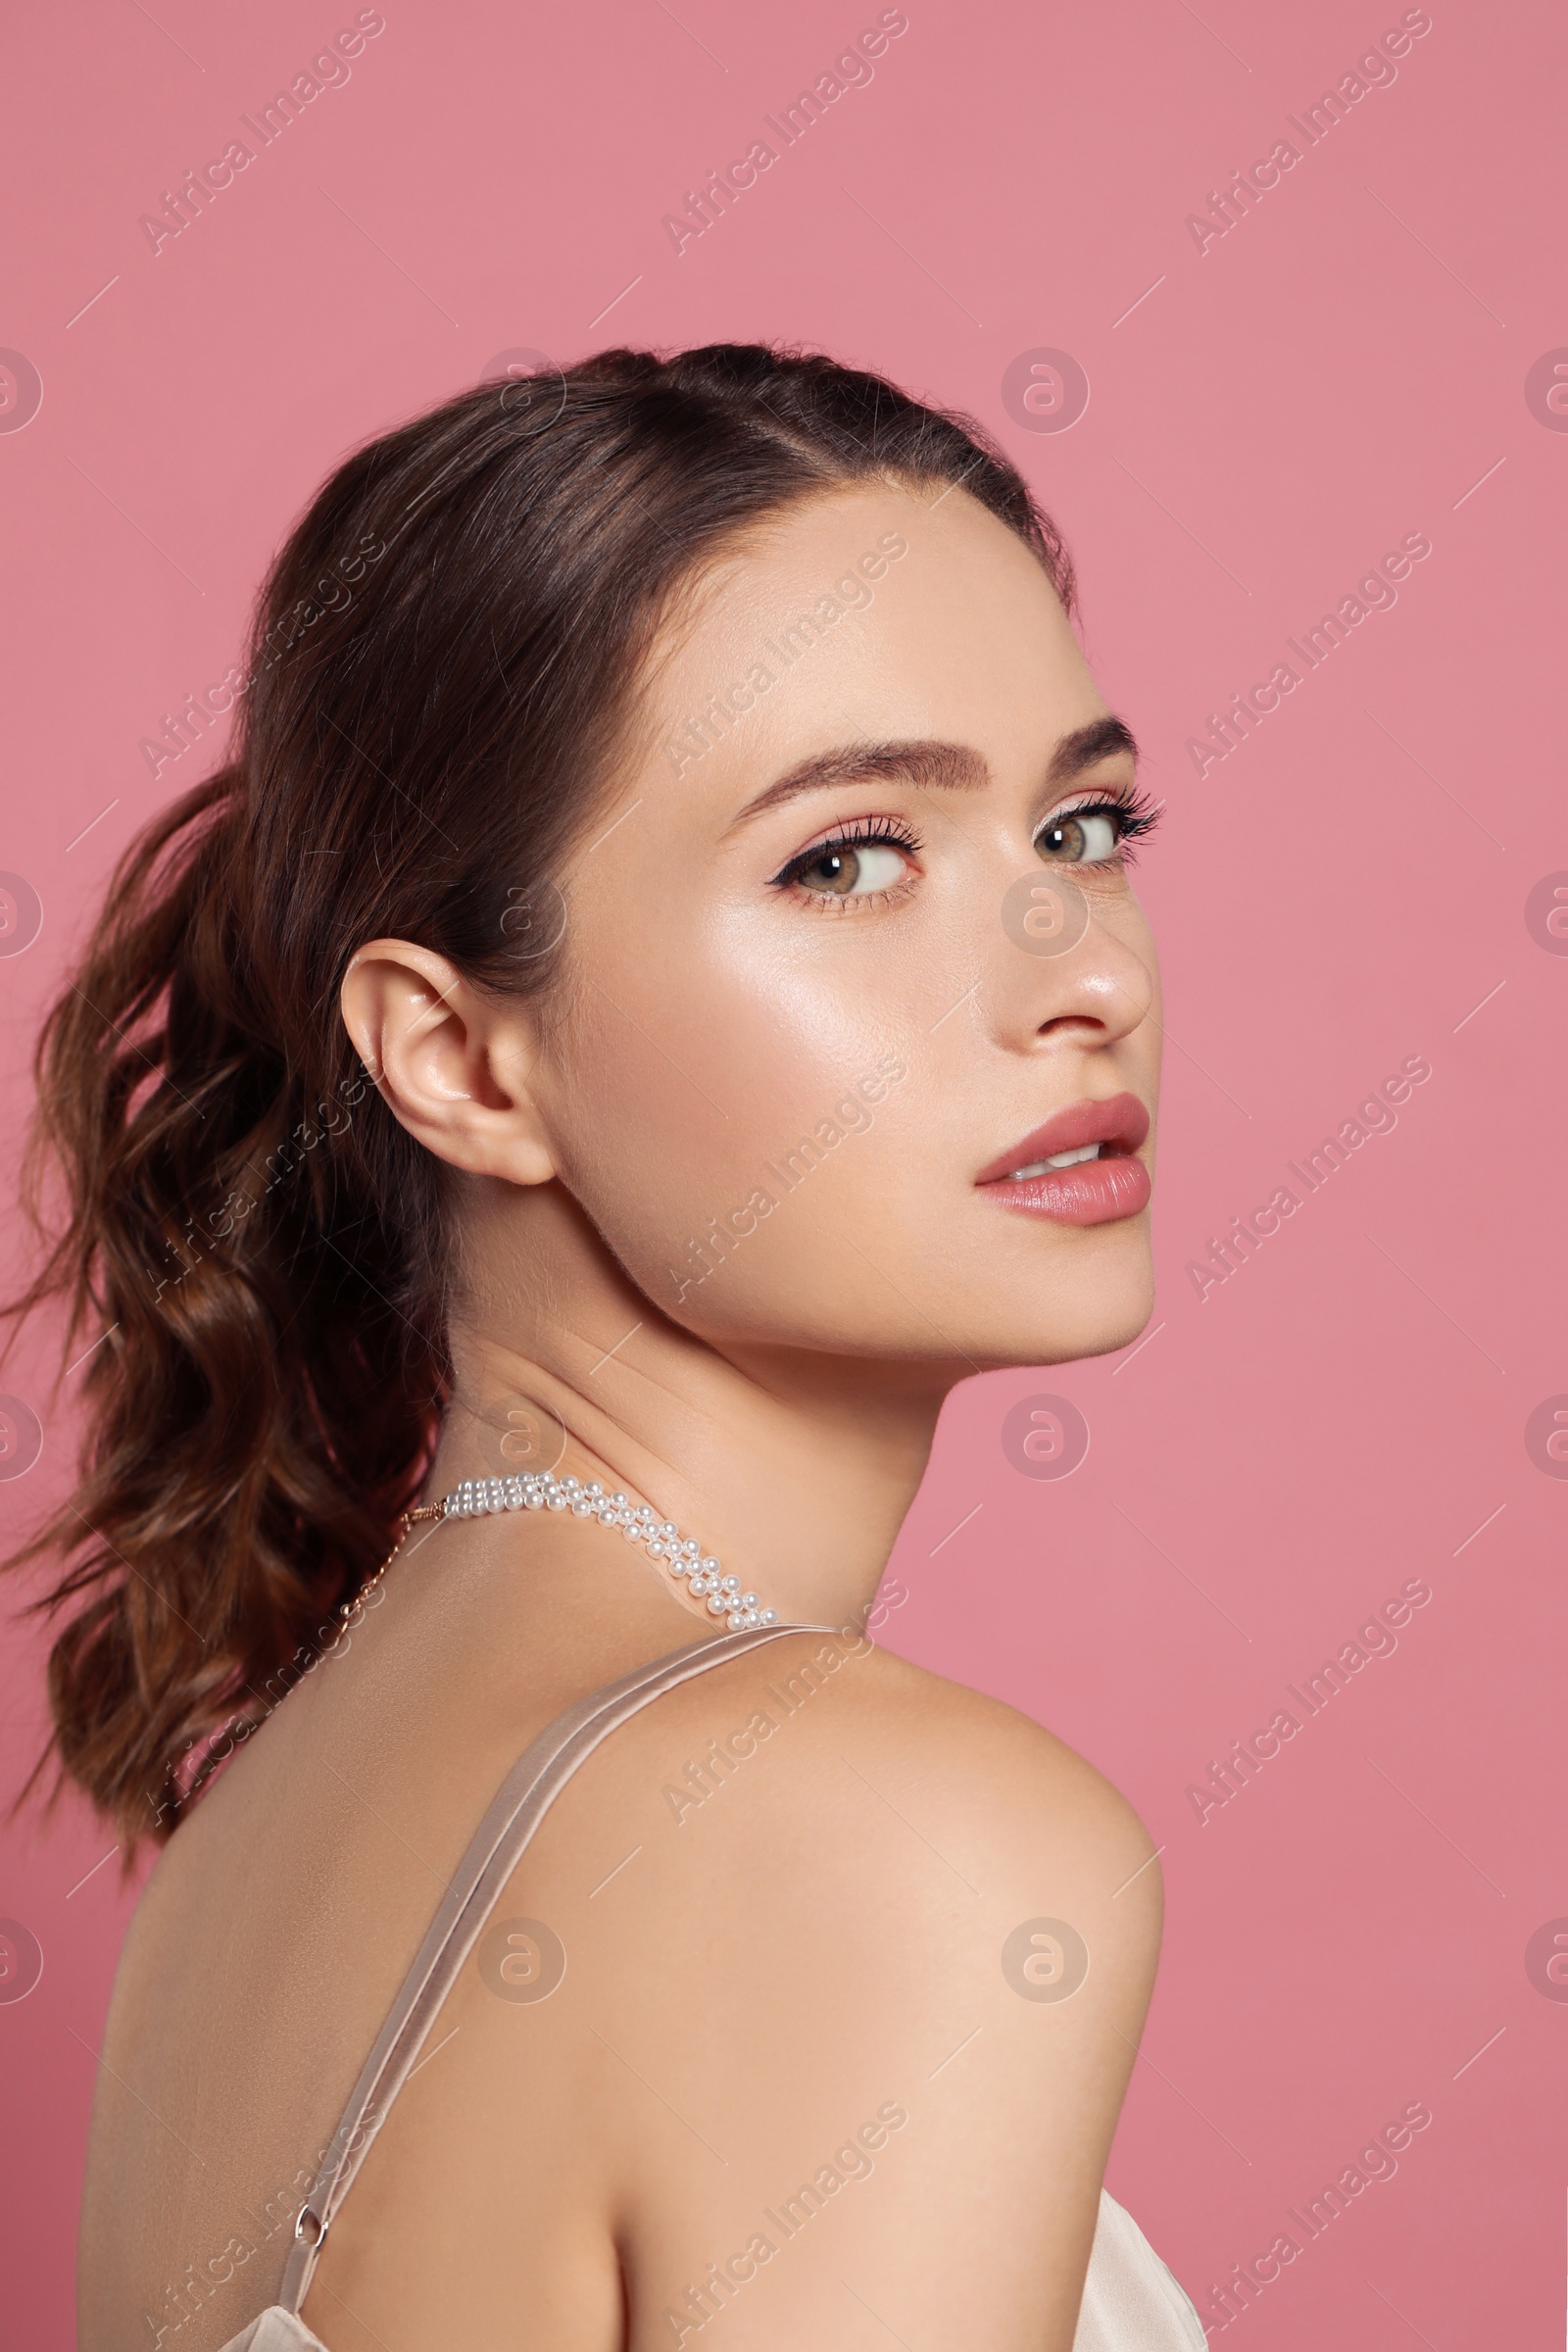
537 480 1162 1371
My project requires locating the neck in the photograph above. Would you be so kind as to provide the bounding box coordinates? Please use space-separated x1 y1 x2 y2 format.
421 1191 962 1634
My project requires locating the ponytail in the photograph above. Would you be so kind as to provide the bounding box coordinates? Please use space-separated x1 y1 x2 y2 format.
4 761 442 1847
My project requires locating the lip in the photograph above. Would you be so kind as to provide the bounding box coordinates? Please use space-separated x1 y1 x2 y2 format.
974 1091 1152 1228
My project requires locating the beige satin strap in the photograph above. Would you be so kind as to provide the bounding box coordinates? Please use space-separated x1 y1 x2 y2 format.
279 1618 827 2312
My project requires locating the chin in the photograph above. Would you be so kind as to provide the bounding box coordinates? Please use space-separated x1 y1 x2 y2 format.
974 1231 1156 1369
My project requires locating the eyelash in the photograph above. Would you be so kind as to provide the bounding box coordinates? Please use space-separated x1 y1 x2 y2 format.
769 783 1163 907
1044 785 1164 862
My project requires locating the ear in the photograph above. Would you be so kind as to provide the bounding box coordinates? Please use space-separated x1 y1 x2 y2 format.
339 938 557 1184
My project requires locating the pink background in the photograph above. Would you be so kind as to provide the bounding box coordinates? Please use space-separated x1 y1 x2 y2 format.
2 1 1564 2342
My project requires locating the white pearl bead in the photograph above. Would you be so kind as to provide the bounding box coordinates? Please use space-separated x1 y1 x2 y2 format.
429 1473 778 1629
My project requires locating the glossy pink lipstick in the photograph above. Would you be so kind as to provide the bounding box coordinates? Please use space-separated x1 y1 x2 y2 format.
974 1092 1152 1225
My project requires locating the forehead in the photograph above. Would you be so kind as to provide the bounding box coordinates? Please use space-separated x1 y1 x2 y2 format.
633 482 1105 787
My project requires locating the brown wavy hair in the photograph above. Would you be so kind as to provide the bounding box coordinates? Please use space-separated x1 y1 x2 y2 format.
2 342 1073 1852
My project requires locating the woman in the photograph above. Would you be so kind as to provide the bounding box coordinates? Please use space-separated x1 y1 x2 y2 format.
12 344 1202 2349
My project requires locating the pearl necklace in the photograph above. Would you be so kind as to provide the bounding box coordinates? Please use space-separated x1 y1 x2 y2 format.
394 1468 778 1632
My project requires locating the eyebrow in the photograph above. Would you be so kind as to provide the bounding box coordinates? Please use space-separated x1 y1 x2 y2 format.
725 715 1138 831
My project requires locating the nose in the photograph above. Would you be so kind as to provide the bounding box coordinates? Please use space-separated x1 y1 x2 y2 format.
986 866 1155 1053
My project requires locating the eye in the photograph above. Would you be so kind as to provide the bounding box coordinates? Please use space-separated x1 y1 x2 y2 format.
772 819 922 904
793 840 907 896
1033 792 1161 865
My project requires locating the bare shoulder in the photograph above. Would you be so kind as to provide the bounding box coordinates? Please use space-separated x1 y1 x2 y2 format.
719 1627 1164 1941
837 1631 1155 1830
313 1625 1168 2351
537 1617 1167 2099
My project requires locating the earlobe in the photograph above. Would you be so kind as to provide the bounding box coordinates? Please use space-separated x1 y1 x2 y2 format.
338 938 559 1185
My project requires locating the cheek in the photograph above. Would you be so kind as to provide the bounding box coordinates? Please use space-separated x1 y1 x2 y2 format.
552 908 915 1316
